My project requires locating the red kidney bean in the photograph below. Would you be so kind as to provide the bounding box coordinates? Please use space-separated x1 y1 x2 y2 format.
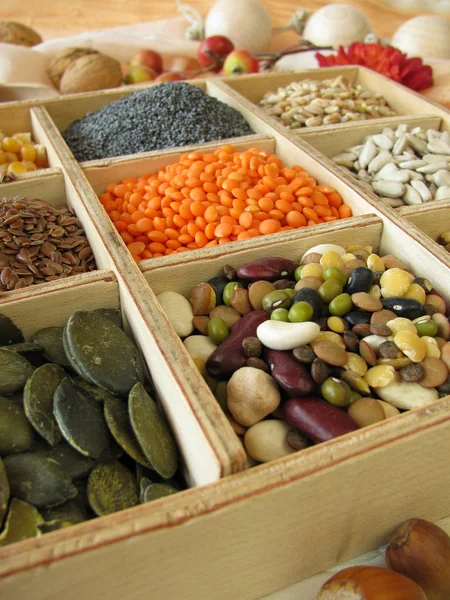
206 310 268 379
236 257 298 282
265 349 315 397
284 398 358 443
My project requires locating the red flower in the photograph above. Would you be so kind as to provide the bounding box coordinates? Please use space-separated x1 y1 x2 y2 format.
316 42 433 92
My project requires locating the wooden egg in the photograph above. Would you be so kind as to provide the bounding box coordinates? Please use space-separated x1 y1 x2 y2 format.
391 15 450 60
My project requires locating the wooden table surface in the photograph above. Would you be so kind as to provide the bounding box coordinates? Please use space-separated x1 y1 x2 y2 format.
1 0 449 106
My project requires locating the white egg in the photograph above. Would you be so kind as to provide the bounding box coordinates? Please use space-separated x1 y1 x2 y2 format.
204 0 273 54
302 4 371 48
391 15 450 60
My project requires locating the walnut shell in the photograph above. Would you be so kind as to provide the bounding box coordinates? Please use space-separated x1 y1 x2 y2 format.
48 47 100 89
59 53 123 95
0 21 42 47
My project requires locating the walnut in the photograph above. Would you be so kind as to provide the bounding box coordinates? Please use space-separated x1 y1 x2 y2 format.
59 53 123 95
0 21 42 47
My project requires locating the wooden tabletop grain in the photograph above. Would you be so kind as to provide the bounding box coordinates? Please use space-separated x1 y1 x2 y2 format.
1 0 449 106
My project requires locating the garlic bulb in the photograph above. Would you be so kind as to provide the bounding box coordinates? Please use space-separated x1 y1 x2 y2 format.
204 0 272 54
302 4 371 48
391 15 450 60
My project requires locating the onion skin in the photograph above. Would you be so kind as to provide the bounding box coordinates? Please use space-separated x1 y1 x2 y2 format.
386 518 450 600
317 566 427 599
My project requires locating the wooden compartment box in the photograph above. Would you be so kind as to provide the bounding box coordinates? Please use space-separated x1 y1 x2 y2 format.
1 71 450 600
221 65 450 134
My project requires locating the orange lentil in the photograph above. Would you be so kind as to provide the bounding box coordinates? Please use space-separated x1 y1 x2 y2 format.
149 242 166 254
338 205 352 218
102 145 352 262
127 241 146 255
286 211 307 228
259 219 279 235
214 222 233 238
303 207 319 222
311 191 329 206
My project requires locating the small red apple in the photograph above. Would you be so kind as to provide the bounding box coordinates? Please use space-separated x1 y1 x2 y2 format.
131 49 163 74
222 49 259 75
197 35 234 72
154 72 185 83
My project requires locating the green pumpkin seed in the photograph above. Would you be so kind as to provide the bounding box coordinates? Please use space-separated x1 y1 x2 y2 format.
53 378 112 459
75 378 117 403
24 363 66 447
41 497 88 529
87 461 139 517
3 453 77 508
142 483 178 503
94 308 122 329
0 396 34 455
0 498 43 547
63 311 145 396
0 457 9 527
139 476 153 503
104 397 152 468
129 383 177 479
32 327 71 368
0 314 24 347
36 442 96 481
0 348 34 395
5 342 44 355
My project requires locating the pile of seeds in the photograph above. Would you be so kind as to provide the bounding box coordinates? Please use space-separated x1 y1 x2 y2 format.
0 197 95 292
160 244 450 465
0 130 48 182
0 309 182 547
332 124 450 207
101 145 352 261
258 76 397 130
62 83 255 162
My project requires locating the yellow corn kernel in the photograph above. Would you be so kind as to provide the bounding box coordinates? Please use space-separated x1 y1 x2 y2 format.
7 162 27 176
343 352 368 376
346 244 365 253
380 268 414 297
300 263 323 280
0 151 6 165
319 250 343 268
22 161 38 172
2 137 21 154
394 330 426 363
20 144 37 163
367 253 385 273
386 317 416 336
311 331 346 349
364 365 396 388
340 253 356 264
4 152 18 163
13 132 32 144
369 284 381 299
403 283 426 304
34 145 48 168
421 336 441 358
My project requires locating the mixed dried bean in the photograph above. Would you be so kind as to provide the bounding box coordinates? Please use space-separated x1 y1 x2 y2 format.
159 244 450 465
100 145 352 261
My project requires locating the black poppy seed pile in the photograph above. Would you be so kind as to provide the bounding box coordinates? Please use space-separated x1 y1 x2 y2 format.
62 82 255 162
